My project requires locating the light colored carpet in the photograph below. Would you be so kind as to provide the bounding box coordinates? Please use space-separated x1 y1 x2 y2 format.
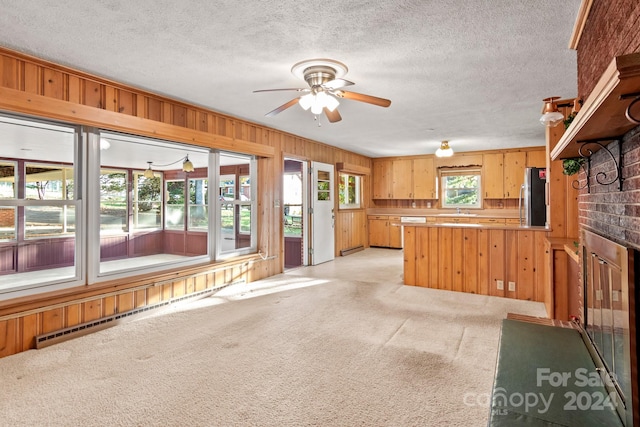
0 249 546 426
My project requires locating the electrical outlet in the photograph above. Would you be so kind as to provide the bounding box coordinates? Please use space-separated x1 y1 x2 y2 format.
508 281 516 292
496 280 504 290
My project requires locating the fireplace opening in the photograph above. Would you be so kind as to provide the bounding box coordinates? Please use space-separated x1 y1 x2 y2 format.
581 229 637 426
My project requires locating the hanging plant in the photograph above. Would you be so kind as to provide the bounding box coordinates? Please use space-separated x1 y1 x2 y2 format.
562 157 585 176
564 112 577 129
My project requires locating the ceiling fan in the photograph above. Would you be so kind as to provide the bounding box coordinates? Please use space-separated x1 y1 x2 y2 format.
254 59 391 123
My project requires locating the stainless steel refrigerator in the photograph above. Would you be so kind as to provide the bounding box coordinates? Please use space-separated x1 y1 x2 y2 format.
519 167 547 226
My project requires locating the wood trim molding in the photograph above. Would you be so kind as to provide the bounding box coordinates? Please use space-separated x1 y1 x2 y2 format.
550 52 640 160
568 0 594 50
0 86 275 157
336 162 370 175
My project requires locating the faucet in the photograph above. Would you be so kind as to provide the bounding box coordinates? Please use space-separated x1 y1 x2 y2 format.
457 207 461 214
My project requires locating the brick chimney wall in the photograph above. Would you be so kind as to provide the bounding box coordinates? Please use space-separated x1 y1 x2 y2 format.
577 0 640 101
577 127 640 250
574 0 640 247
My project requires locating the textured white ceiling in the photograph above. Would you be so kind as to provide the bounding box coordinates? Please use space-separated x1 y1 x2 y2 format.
0 0 580 158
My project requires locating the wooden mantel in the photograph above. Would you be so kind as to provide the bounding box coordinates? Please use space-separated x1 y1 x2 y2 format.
551 52 640 160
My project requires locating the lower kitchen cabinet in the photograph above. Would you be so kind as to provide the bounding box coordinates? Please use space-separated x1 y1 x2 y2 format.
368 215 402 248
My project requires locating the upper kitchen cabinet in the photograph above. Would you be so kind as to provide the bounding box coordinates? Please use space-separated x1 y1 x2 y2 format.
526 150 547 168
392 158 413 199
412 157 436 199
372 157 436 200
483 153 504 198
372 159 392 199
503 151 526 198
483 151 527 199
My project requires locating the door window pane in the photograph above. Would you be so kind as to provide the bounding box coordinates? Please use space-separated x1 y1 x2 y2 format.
317 170 330 201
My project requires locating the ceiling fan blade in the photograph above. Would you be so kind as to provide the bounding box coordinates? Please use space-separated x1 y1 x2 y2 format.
324 107 342 123
265 98 300 117
334 90 391 107
322 78 354 90
253 88 309 93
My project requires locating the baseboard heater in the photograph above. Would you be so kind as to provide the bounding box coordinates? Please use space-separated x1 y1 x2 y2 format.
340 245 364 256
34 284 234 349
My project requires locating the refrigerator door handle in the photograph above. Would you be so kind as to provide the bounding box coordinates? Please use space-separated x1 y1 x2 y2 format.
518 184 525 226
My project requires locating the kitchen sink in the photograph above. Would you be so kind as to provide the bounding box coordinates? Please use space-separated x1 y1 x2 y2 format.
435 213 478 216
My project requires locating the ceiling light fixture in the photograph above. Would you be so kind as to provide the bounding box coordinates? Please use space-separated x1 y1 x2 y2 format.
435 140 453 158
143 155 194 178
299 91 340 115
144 161 154 179
540 96 564 127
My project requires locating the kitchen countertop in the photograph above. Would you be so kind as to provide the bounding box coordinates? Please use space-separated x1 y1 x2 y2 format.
397 221 549 231
367 208 520 219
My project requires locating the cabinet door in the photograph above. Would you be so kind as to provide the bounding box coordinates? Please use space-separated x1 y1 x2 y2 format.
503 152 526 198
388 216 402 248
372 160 392 199
483 153 504 198
412 157 436 199
368 217 389 247
392 159 413 199
526 149 546 168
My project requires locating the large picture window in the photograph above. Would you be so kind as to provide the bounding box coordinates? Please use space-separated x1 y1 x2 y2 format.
0 114 259 299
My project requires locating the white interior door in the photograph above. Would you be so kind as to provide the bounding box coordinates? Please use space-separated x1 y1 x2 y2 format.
311 161 335 265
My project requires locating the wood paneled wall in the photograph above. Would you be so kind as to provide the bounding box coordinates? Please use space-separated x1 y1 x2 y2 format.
404 226 548 302
0 47 371 357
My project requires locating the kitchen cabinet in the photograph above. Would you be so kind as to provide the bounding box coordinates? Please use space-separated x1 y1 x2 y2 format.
368 215 402 248
372 159 392 199
391 159 413 199
503 152 526 198
475 217 506 225
483 153 504 199
372 157 436 200
435 217 470 224
526 149 547 168
412 157 436 199
483 151 526 199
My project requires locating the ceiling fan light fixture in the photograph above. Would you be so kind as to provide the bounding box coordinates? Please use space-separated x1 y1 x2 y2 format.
435 140 454 158
540 96 564 127
298 93 314 110
324 94 340 112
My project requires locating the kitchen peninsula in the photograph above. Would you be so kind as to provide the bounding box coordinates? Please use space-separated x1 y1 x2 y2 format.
402 221 548 302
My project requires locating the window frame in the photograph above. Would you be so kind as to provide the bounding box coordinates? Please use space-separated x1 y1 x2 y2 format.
338 173 362 210
440 168 483 209
1 114 260 299
0 113 84 299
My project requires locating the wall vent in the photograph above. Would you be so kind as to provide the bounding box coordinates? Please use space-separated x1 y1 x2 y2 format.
340 245 364 256
35 285 230 349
